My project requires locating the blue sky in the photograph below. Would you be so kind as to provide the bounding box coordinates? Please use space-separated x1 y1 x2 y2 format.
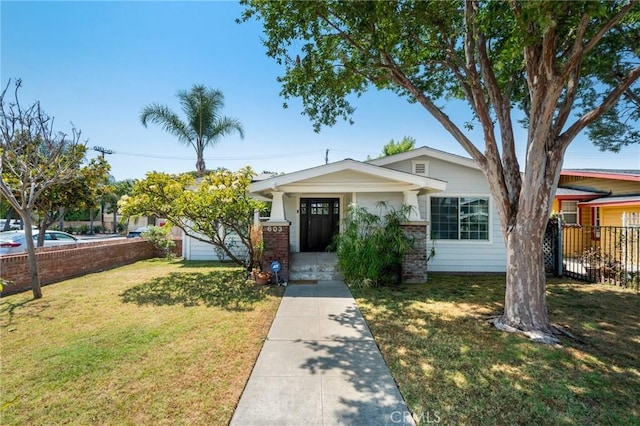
2 1 638 181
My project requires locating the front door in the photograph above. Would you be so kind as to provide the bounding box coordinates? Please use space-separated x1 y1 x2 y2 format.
300 198 340 252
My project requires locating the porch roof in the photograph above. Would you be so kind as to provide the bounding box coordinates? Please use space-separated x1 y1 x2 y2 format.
578 195 640 208
555 187 607 200
249 159 447 197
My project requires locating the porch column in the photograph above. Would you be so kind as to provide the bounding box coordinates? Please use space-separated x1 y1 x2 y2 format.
401 221 428 283
269 191 286 222
403 190 422 221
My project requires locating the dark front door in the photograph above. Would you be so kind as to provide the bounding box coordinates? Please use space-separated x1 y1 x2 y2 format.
300 198 340 252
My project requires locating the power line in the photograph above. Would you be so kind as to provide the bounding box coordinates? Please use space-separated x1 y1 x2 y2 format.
109 149 331 161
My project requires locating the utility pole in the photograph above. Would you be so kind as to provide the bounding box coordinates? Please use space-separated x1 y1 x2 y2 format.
325 149 329 165
92 146 114 233
93 146 114 158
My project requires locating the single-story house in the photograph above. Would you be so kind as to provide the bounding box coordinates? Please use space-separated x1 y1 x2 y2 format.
552 169 640 259
182 146 508 277
553 169 640 228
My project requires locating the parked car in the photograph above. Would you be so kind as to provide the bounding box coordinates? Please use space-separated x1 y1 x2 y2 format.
126 227 149 238
0 230 85 255
0 219 21 230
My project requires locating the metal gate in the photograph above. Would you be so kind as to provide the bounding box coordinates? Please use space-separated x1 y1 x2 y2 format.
543 219 561 276
561 224 639 288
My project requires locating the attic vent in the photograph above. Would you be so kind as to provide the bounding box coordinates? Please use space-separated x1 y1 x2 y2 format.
412 161 428 176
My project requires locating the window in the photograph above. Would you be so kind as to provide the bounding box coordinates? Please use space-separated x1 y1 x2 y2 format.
310 201 330 215
430 197 489 240
560 201 578 225
593 207 601 239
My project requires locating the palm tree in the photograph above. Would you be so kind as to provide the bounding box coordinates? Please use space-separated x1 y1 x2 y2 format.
140 84 244 176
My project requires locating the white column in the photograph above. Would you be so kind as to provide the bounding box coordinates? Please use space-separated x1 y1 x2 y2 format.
269 191 286 222
403 190 422 221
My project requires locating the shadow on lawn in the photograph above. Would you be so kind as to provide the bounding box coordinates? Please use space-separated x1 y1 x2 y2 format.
352 275 640 424
120 269 268 311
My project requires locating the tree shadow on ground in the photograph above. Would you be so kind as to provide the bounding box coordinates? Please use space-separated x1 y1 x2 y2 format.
120 270 268 311
174 260 242 270
351 275 640 424
0 298 50 328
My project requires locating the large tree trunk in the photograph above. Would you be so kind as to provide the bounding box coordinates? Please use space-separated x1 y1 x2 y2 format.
490 144 564 344
494 221 556 342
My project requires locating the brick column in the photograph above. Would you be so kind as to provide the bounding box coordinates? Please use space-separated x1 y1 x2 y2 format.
262 222 290 281
401 222 428 283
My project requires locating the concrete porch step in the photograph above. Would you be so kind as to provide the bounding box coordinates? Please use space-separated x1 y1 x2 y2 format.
288 252 341 282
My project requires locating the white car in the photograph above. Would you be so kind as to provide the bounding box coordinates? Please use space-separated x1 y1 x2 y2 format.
0 219 21 230
0 230 84 255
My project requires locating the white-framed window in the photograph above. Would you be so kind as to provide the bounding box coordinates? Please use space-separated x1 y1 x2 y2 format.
560 200 578 225
412 160 429 176
430 196 490 240
593 207 601 239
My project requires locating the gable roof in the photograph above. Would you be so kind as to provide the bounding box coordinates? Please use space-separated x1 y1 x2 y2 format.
367 146 480 170
249 158 447 196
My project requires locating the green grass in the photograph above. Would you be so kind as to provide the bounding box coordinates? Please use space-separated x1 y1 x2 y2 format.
0 259 283 425
352 275 640 425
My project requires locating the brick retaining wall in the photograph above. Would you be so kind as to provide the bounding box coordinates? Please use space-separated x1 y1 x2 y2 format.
1 239 163 295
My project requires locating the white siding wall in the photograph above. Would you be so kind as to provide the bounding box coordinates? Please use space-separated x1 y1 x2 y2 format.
386 156 507 272
352 192 404 215
182 230 247 262
284 195 299 252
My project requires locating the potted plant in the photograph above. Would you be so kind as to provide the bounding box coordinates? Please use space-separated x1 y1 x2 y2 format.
249 223 272 284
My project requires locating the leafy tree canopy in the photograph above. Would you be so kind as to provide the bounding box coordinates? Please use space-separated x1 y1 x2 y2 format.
381 136 416 157
119 167 266 265
241 0 640 342
0 78 89 298
140 84 245 176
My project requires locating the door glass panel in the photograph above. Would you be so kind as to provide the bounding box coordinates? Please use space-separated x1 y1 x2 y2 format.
311 202 329 215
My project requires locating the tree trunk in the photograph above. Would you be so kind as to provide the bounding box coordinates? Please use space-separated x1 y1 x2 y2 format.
489 145 563 344
58 207 65 231
493 222 557 342
3 208 14 231
22 215 42 299
89 208 95 234
196 156 206 177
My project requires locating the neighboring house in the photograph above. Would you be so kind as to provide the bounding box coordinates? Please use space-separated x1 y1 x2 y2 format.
553 169 640 228
242 146 508 274
552 169 640 262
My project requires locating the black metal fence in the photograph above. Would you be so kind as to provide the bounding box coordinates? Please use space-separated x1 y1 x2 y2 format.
561 224 639 288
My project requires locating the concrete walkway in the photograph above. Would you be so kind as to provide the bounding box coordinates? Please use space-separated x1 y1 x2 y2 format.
230 281 414 426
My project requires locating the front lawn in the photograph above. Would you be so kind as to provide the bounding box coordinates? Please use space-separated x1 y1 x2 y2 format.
0 259 283 425
353 275 640 425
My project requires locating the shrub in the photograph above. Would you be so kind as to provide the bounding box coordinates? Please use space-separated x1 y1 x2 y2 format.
333 203 414 288
64 226 77 234
77 225 90 235
141 225 176 259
